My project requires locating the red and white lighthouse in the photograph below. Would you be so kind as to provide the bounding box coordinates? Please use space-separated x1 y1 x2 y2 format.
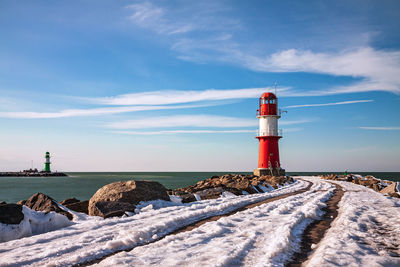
254 92 285 176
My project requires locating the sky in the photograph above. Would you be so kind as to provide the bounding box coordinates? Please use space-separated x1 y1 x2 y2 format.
0 0 399 172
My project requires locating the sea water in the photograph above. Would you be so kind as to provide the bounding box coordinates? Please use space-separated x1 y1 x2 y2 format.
0 171 399 203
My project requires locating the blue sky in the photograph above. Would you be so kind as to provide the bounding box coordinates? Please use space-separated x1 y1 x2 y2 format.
0 0 399 172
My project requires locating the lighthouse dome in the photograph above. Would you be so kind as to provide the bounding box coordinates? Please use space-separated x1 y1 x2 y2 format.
260 92 276 99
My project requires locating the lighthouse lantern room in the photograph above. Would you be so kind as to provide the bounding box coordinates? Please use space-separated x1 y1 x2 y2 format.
254 92 286 176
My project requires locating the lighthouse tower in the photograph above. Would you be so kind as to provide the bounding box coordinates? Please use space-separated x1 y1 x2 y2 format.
44 152 51 173
254 92 285 176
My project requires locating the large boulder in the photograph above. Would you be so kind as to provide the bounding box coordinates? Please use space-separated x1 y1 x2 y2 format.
88 180 170 218
24 193 73 220
0 204 24 224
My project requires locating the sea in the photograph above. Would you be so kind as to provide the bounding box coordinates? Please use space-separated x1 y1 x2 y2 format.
1 172 399 203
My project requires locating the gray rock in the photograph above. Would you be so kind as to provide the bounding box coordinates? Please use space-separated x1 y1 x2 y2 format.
0 204 24 224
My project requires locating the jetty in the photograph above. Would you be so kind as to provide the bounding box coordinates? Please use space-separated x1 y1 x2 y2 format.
0 169 67 177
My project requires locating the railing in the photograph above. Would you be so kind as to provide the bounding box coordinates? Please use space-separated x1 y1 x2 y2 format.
257 108 287 117
255 129 283 137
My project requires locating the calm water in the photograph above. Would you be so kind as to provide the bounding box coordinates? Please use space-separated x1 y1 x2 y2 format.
1 171 399 203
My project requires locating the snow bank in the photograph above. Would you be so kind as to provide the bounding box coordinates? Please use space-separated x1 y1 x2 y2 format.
0 180 308 266
0 206 73 243
96 178 335 266
306 180 400 267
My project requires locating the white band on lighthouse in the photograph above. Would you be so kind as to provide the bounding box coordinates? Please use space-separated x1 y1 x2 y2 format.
258 116 279 136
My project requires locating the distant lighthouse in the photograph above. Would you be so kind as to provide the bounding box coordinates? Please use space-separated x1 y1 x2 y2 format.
254 92 285 176
44 152 51 173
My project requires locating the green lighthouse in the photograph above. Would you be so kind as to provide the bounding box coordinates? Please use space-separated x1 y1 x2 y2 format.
44 151 51 172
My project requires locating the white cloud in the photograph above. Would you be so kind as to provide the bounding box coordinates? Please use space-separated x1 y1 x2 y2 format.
112 129 255 135
126 2 239 36
359 126 400 130
91 88 286 106
0 103 211 119
126 2 194 35
124 3 400 96
111 127 305 135
107 115 312 129
262 48 400 95
285 100 373 108
106 115 257 129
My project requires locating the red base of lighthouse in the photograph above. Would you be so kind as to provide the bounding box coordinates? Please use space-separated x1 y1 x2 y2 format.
254 136 285 176
256 136 281 169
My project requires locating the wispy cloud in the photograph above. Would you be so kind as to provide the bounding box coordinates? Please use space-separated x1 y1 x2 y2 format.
359 126 400 130
107 115 312 130
124 3 400 96
91 88 288 106
126 2 240 36
111 127 305 135
0 103 211 119
106 115 257 129
112 129 254 135
285 100 373 108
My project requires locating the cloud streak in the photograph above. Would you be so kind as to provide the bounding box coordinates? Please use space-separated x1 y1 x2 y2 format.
106 115 257 129
107 115 312 129
0 103 213 119
359 126 400 130
124 2 400 96
285 100 373 108
90 88 283 106
112 129 255 135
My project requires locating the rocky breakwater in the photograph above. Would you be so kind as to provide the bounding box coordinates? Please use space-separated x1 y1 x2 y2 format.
169 174 294 203
321 174 399 198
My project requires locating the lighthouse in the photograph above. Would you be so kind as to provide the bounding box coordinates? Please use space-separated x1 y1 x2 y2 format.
254 92 285 176
44 152 51 173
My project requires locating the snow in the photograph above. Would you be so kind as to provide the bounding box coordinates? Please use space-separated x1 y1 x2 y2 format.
0 206 73 243
306 179 400 267
168 195 182 204
0 179 308 266
1 176 399 267
96 177 335 266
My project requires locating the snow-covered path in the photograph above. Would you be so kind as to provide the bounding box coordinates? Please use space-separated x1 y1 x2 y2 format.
0 180 309 267
2 176 399 267
306 179 400 267
94 177 335 266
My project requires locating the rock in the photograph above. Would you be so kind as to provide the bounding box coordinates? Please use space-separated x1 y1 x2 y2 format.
388 192 400 198
0 204 24 224
372 184 380 192
17 200 26 205
24 193 73 220
170 190 197 203
60 198 80 205
0 201 6 206
195 187 225 200
88 180 170 218
91 201 136 218
65 200 89 214
169 174 294 201
380 182 398 195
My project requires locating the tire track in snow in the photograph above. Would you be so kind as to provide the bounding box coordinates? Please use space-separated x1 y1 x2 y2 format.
286 182 344 267
78 180 313 266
